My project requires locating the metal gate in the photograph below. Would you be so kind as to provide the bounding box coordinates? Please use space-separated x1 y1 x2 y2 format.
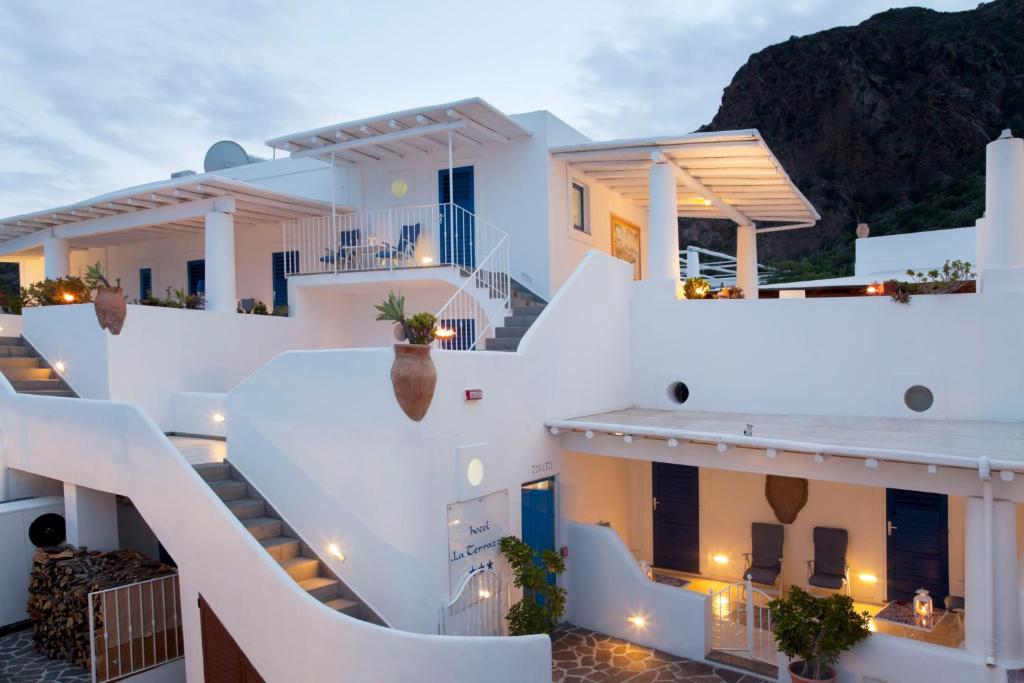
87 574 183 682
439 568 508 636
709 577 776 664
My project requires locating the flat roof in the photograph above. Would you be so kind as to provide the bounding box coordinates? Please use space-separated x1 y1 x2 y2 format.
265 97 532 164
546 408 1024 472
551 130 819 229
0 174 341 253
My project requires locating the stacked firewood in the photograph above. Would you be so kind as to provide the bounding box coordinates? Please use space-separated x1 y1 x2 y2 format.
27 545 175 669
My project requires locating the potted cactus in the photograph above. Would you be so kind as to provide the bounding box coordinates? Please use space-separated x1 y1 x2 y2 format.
84 262 126 335
375 291 439 421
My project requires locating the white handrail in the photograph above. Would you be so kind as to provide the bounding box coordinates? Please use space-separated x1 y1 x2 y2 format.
708 577 775 664
439 567 508 636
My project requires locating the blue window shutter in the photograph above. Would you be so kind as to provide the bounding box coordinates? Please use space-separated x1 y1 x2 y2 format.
139 268 152 299
187 259 206 296
271 251 298 308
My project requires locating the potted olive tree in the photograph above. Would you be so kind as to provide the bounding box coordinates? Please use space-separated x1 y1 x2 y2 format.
499 536 566 635
375 291 439 421
769 586 871 682
84 262 126 335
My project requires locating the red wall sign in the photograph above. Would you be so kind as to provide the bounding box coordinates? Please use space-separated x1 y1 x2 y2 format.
465 389 483 401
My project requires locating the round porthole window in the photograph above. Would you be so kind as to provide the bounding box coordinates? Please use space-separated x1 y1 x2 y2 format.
904 385 934 413
28 513 66 548
667 382 690 404
390 178 409 199
467 458 485 487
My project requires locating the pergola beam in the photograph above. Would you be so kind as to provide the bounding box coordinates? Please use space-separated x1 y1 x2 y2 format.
655 151 753 226
290 120 467 159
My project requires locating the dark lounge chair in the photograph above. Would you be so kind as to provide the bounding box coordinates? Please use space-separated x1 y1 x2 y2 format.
376 223 421 266
320 228 362 268
807 526 850 594
743 522 785 593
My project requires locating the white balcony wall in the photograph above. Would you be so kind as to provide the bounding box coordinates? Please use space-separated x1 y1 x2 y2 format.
632 291 1024 421
225 252 634 632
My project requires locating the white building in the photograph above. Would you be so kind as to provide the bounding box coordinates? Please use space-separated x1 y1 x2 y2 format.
0 100 1022 683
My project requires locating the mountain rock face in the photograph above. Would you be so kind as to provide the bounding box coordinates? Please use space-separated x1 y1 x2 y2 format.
690 0 1024 278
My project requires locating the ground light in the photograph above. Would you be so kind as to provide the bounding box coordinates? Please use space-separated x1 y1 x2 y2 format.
328 544 345 562
627 615 646 627
712 554 729 565
858 573 878 584
212 412 225 423
54 361 66 373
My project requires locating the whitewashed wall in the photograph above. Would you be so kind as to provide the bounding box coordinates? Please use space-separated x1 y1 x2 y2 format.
632 291 1024 421
225 252 634 632
0 313 22 337
855 226 975 276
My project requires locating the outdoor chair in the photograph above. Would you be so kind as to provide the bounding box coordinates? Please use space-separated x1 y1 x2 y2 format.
376 223 421 267
320 228 362 268
806 526 850 595
743 522 785 593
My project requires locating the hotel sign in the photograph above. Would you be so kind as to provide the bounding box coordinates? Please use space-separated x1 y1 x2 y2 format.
446 489 509 591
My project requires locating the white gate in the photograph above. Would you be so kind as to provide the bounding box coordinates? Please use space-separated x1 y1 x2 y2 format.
87 574 183 683
709 577 776 664
439 568 509 636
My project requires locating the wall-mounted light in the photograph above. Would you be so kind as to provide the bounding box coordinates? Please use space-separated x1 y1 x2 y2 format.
435 326 455 340
623 435 633 444
328 543 345 562
927 465 938 475
667 438 678 448
766 448 777 459
1000 470 1015 482
478 589 492 599
712 554 729 565
212 412 226 423
466 458 484 486
813 453 827 464
627 615 646 627
420 257 434 265
716 442 728 453
61 292 76 303
865 458 879 469
549 426 560 435
54 361 66 373
585 430 594 439
858 573 878 584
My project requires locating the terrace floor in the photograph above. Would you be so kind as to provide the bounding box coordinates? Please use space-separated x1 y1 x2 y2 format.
0 629 89 683
551 623 768 683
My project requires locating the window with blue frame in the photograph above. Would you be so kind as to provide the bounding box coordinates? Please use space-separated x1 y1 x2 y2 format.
187 259 205 296
271 251 298 308
139 268 152 300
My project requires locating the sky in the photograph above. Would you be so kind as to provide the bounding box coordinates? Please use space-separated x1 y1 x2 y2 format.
0 0 980 217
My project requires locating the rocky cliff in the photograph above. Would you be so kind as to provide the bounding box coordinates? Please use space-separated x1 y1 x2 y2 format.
690 0 1024 279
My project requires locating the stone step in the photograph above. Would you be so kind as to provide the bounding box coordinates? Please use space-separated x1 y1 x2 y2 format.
208 479 248 501
484 337 519 352
194 462 231 483
1 367 53 381
0 346 32 358
503 314 542 327
299 576 341 602
260 536 301 562
324 597 361 617
18 389 77 398
494 325 531 339
0 357 42 368
9 379 66 392
280 556 321 582
242 516 283 541
706 650 778 680
225 497 265 520
511 305 545 317
0 337 24 347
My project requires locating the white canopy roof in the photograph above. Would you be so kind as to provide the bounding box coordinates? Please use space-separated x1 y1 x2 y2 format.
551 130 819 231
265 97 532 164
0 175 338 254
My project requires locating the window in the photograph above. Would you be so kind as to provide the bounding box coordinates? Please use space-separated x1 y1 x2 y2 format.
271 251 298 308
187 259 206 296
571 182 588 233
139 268 152 300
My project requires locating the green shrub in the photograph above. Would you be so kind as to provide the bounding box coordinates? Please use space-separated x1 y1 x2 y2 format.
769 586 870 680
499 535 566 635
20 277 93 307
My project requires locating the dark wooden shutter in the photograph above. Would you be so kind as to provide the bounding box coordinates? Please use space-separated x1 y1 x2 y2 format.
188 259 206 296
139 268 152 300
198 595 266 683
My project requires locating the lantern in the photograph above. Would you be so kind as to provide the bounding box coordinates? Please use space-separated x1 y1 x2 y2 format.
913 588 933 626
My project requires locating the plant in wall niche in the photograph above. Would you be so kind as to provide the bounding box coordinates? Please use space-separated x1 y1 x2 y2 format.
237 299 270 315
84 262 127 335
375 291 439 421
715 286 745 299
20 277 93 307
683 276 711 300
769 586 871 682
887 259 976 304
499 535 567 635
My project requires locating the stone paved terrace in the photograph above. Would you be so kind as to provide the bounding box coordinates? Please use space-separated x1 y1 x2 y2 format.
0 629 90 683
551 624 769 683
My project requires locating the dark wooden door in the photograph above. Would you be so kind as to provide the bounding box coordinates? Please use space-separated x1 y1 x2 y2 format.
653 462 700 573
886 489 949 602
199 595 265 683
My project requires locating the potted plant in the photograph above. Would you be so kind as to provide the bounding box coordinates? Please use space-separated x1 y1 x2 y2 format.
375 291 439 421
769 586 871 682
683 276 711 300
499 535 567 635
84 263 126 335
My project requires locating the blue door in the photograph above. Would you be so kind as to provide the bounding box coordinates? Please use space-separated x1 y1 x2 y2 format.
438 166 475 269
139 268 152 300
272 251 298 309
522 478 556 588
886 488 949 602
187 259 206 296
653 462 700 573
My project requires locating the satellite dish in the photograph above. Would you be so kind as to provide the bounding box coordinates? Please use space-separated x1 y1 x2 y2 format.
204 140 252 172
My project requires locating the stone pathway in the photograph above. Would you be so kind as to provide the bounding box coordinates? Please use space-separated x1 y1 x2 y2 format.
551 624 769 682
0 629 90 683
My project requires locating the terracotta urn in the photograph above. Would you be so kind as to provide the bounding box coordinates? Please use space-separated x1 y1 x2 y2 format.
93 286 127 335
789 662 835 683
390 344 436 421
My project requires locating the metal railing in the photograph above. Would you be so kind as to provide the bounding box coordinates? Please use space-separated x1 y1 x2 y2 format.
709 577 775 665
439 568 509 636
88 574 183 683
681 245 774 287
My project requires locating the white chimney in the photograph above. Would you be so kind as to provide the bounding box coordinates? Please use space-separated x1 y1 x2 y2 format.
979 129 1024 292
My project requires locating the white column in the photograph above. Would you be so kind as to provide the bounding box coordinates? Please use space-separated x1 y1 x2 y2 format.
979 130 1024 292
647 161 680 286
964 495 1022 662
685 248 700 280
204 210 237 313
64 482 119 551
735 224 759 299
43 236 70 279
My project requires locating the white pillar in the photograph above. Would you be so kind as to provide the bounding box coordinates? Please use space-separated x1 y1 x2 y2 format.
43 236 70 279
204 211 237 313
979 130 1024 292
685 248 700 280
964 495 1022 662
647 161 680 286
735 224 759 299
64 482 119 551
